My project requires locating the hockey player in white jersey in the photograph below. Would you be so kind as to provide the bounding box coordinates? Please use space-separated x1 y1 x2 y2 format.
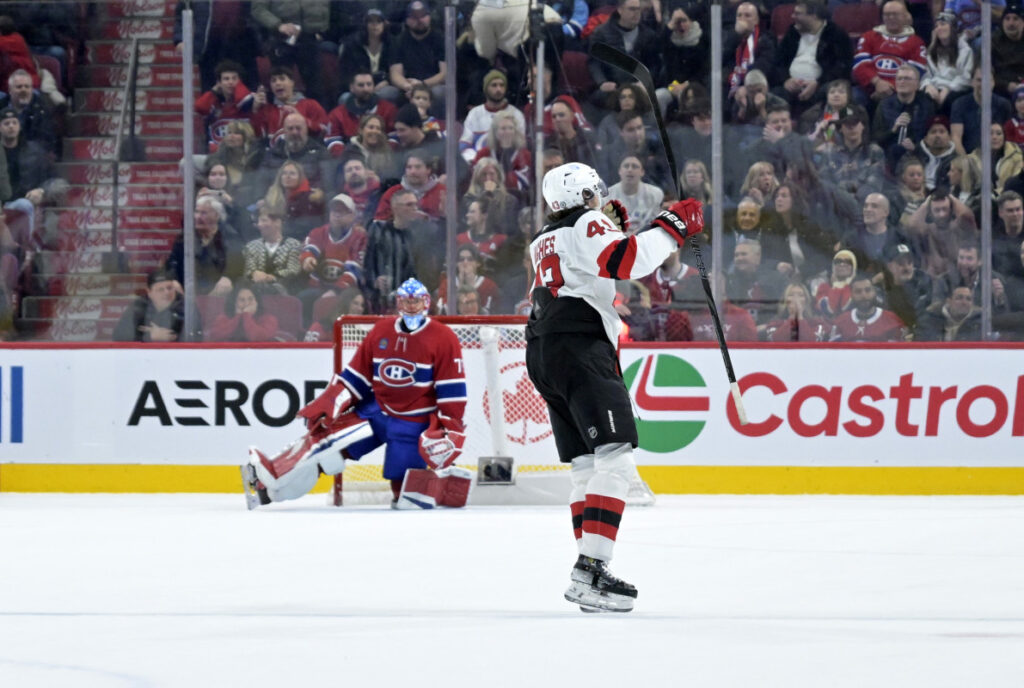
526 162 704 612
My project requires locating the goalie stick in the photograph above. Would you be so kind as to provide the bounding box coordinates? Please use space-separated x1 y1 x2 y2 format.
589 41 749 425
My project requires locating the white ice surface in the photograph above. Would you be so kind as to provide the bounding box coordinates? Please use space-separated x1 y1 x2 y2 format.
1 494 1024 688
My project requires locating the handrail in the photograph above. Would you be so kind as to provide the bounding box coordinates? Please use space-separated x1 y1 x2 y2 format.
105 37 141 274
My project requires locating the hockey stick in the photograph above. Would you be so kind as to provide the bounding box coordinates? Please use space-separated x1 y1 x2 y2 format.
590 42 749 424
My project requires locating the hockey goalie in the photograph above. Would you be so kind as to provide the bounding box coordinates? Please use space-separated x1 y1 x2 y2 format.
242 278 472 510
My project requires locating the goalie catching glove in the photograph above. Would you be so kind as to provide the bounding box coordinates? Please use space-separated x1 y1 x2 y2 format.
418 414 466 469
652 199 704 246
297 378 352 430
602 199 629 233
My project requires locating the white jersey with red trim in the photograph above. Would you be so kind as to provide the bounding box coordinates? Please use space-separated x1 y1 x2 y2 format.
529 207 677 346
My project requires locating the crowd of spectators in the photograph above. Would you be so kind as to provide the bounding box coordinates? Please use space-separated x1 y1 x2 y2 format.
1 0 1023 343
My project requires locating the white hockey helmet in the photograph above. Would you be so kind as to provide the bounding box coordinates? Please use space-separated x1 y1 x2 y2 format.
542 162 608 213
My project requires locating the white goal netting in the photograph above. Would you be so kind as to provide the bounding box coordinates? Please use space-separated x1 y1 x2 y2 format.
330 316 655 506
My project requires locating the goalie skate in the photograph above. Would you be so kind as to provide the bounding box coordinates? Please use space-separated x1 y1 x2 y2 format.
564 555 637 613
240 463 270 510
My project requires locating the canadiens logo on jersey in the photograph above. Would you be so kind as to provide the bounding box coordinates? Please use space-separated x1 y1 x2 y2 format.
378 358 418 387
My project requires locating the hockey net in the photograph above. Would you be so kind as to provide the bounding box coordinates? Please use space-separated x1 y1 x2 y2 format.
330 315 655 506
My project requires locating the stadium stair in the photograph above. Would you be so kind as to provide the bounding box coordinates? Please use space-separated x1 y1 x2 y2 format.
26 0 193 341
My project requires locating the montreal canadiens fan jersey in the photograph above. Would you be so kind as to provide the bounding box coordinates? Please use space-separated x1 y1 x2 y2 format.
339 317 466 422
832 307 908 342
529 207 676 346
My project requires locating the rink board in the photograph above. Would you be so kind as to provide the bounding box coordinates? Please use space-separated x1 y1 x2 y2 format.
0 343 1023 493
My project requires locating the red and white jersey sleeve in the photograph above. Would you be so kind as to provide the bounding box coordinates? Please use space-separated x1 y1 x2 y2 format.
530 208 676 345
339 318 466 422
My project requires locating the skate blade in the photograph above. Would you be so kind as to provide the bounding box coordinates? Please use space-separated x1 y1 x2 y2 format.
240 464 261 511
564 581 635 613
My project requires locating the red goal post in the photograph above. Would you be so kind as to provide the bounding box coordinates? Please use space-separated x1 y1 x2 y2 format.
330 315 654 506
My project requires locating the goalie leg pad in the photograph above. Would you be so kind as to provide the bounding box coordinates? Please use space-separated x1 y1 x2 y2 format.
394 469 440 509
250 415 374 501
435 466 473 508
394 467 473 509
580 443 634 562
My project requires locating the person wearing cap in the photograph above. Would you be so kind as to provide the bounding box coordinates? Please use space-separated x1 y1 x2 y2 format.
459 69 526 164
774 0 854 110
390 1 447 106
297 192 368 323
993 0 1024 98
113 270 200 342
851 0 926 103
914 116 957 191
904 186 976 278
920 11 973 114
250 0 331 106
338 9 397 102
327 70 398 141
877 241 933 333
872 64 935 170
0 105 59 228
820 104 885 204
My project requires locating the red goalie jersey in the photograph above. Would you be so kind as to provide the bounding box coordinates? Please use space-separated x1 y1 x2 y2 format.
339 317 466 423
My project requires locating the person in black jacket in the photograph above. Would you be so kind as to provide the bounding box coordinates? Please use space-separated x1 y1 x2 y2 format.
113 270 201 343
587 0 659 104
773 0 854 113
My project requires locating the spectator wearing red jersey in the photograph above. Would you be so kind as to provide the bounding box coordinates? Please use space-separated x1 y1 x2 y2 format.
851 1 927 104
761 283 836 342
207 284 279 342
814 249 857 317
373 152 445 221
832 274 908 341
298 193 368 323
328 71 398 142
251 66 328 139
456 197 506 266
638 246 697 305
194 60 255 152
436 243 500 315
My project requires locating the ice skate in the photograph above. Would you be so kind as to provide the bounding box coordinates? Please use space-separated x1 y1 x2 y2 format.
240 461 271 510
564 555 637 613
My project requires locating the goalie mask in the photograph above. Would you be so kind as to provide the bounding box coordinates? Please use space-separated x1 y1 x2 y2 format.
542 162 608 213
396 278 431 330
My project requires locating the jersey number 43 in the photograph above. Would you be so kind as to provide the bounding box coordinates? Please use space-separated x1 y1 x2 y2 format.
535 254 565 294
